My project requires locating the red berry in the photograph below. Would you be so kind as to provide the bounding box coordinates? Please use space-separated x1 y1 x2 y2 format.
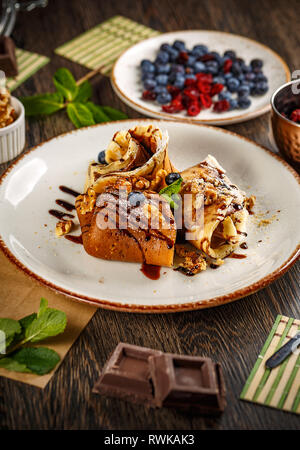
290 109 300 123
195 72 213 84
200 53 215 62
177 51 189 63
167 85 181 98
187 102 201 116
142 90 156 100
213 99 230 112
223 59 233 74
197 81 211 94
183 87 199 101
199 94 212 109
184 77 197 87
162 104 181 114
210 83 224 96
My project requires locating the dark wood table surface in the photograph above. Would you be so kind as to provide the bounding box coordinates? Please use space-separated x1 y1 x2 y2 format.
0 0 299 431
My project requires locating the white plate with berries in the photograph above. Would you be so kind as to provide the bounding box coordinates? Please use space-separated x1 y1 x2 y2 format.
111 30 290 125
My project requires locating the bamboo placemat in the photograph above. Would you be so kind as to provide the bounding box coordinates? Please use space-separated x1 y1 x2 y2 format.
240 315 300 414
55 15 160 76
6 48 49 91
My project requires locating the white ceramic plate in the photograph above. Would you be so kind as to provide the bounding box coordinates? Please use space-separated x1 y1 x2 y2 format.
0 120 299 312
111 31 290 125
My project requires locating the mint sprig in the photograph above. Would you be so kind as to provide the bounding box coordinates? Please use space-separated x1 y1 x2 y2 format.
159 177 183 209
20 67 128 128
0 298 67 375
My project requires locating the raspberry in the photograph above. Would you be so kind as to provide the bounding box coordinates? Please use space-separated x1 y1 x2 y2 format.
183 87 199 101
177 51 189 64
195 73 213 84
197 81 211 94
223 59 233 74
162 104 181 114
290 109 300 123
199 94 212 109
184 77 197 87
142 90 156 100
210 83 224 96
187 102 201 116
213 99 230 112
167 85 181 98
200 53 215 62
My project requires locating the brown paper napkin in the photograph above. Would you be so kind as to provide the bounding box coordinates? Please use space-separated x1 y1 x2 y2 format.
0 251 97 388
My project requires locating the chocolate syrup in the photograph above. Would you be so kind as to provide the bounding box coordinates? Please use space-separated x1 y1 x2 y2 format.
240 242 248 249
55 199 75 211
228 253 247 259
48 209 74 220
59 185 80 197
140 263 161 280
64 234 83 244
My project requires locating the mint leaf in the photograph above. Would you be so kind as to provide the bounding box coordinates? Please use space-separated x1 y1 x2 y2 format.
24 307 67 343
13 347 60 375
66 102 95 128
0 318 21 350
53 68 78 101
159 177 183 209
74 80 92 103
86 102 110 123
21 92 64 116
101 105 128 120
0 356 31 373
38 298 48 318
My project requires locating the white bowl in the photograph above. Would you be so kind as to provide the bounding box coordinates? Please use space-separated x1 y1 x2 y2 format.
0 96 25 164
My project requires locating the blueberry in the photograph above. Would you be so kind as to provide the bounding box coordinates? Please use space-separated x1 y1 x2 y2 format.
154 85 168 94
186 56 196 67
98 150 107 165
224 50 236 59
210 51 222 65
143 78 157 90
241 63 251 73
231 61 242 75
155 51 169 65
141 72 154 81
193 44 209 54
219 91 232 101
167 47 179 61
238 84 251 97
160 43 172 53
229 98 238 110
128 191 146 207
173 40 186 51
156 63 171 74
141 59 155 73
170 64 185 74
165 172 181 185
193 61 206 73
205 61 219 75
156 74 169 85
156 92 172 104
224 72 233 80
238 96 251 109
173 74 185 88
250 58 263 69
238 73 245 82
245 72 256 81
251 81 269 96
227 77 240 92
185 74 196 81
255 73 268 82
213 75 226 84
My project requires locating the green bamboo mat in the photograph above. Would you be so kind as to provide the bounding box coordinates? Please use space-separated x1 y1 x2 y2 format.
55 15 160 76
6 48 49 91
240 315 300 414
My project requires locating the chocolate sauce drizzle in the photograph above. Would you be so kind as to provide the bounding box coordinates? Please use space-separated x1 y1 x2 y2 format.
59 185 80 197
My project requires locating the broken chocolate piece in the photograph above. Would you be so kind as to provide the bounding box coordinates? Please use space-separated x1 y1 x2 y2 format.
149 353 226 415
0 37 18 77
92 342 162 406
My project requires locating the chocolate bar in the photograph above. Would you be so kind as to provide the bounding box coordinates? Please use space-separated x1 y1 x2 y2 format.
0 37 18 77
149 353 226 415
93 343 163 406
93 343 226 415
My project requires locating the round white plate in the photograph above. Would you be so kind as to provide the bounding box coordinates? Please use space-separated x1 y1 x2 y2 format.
0 120 299 312
111 31 290 125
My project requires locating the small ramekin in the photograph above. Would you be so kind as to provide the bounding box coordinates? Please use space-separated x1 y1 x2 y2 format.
270 79 300 168
0 96 25 164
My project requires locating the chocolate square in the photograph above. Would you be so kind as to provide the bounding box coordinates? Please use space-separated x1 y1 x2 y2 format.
93 343 162 406
149 353 226 415
0 37 18 77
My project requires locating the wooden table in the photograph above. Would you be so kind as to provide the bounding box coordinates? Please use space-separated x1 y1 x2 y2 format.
0 0 299 430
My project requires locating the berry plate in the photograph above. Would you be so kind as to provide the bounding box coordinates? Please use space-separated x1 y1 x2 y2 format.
111 30 290 125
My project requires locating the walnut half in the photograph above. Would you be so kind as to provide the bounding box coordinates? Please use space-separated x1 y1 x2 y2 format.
55 220 73 237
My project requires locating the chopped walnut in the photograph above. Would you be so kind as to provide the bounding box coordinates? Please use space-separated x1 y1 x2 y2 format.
150 169 168 189
133 177 150 190
78 188 97 215
0 87 16 128
245 195 256 213
175 244 207 276
55 220 73 237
